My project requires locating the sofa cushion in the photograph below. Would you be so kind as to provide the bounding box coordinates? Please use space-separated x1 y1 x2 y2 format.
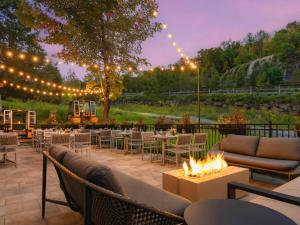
219 135 259 156
63 151 125 195
49 145 69 163
210 150 299 171
256 137 300 161
113 170 191 217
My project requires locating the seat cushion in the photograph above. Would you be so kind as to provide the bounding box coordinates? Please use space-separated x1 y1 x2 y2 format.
219 135 259 156
62 151 125 195
210 150 299 171
113 170 191 217
256 137 300 161
49 145 69 163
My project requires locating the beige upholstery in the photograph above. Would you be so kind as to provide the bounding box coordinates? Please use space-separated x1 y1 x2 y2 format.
211 150 299 171
220 134 259 156
256 137 300 161
113 170 191 216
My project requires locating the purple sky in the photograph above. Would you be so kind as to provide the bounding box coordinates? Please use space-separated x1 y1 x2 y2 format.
43 0 300 78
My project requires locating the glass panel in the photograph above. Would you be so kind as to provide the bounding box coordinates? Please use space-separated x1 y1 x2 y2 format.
90 101 96 116
4 110 12 129
28 111 36 128
73 100 80 116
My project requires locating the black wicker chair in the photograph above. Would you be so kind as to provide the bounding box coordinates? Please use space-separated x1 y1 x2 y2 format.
42 151 186 225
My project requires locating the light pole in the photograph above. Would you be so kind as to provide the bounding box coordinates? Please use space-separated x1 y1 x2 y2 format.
197 66 200 131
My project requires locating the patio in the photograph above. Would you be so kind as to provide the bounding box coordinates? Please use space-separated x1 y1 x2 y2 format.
0 145 286 225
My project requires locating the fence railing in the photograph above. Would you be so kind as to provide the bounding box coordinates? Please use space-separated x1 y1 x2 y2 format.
38 122 299 150
123 84 300 97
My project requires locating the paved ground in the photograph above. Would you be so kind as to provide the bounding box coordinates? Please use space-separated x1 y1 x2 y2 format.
0 146 286 225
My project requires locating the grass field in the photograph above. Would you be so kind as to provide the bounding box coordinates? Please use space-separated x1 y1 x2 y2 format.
2 98 300 125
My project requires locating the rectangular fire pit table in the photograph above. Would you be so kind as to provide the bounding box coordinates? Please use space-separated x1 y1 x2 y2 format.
163 166 249 202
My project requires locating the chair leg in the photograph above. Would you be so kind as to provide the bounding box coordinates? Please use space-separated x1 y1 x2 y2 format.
14 152 17 167
42 155 47 219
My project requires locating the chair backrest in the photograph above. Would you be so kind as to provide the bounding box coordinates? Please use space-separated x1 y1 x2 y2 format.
0 134 18 146
100 129 111 137
131 132 142 140
141 132 155 141
176 134 192 146
75 133 91 144
193 133 207 145
111 130 122 137
52 134 70 144
44 150 185 225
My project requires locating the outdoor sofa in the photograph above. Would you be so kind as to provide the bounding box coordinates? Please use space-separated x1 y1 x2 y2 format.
210 134 300 179
42 145 190 225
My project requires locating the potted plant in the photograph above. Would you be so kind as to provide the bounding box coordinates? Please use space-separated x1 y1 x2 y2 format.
121 119 133 130
218 111 248 135
177 115 195 133
135 118 146 131
155 116 173 131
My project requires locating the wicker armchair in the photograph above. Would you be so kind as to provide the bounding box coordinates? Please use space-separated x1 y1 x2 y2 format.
190 133 207 158
0 133 19 166
73 133 91 157
141 132 159 161
98 130 112 149
128 132 143 154
166 134 192 166
42 149 187 225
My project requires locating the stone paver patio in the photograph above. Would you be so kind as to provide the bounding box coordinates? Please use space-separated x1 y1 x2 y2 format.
0 146 287 225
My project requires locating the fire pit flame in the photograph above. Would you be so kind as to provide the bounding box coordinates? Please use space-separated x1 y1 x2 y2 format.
183 153 228 177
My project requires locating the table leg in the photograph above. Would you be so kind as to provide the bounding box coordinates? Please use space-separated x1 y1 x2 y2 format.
162 140 166 165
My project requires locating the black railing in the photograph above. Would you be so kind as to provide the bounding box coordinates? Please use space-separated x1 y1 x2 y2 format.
37 122 299 150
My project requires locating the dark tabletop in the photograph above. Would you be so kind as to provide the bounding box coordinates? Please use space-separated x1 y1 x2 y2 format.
184 199 297 225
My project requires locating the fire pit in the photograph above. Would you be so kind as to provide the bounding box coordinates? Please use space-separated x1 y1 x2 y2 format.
163 154 249 202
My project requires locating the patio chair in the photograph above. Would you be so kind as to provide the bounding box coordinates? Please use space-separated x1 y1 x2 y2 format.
0 134 19 167
190 133 207 158
141 131 159 160
110 130 124 150
72 133 91 157
51 134 71 149
166 134 192 167
128 131 142 154
98 129 112 149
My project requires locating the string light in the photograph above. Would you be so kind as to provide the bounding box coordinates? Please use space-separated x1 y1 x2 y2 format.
32 56 39 62
19 54 26 60
153 11 158 17
161 24 167 29
167 34 173 39
6 51 13 57
0 63 88 94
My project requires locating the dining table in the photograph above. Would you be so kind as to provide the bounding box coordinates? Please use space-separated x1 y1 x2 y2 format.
153 134 177 165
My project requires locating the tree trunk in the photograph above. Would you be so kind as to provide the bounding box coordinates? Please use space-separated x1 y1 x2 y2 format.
102 91 110 123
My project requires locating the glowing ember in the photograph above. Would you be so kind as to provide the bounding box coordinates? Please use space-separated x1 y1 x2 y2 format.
183 153 228 177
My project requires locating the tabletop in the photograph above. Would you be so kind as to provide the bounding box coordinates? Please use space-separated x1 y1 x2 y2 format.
184 199 297 225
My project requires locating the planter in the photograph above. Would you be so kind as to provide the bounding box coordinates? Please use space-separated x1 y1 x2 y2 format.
218 124 247 135
176 124 196 133
155 124 173 131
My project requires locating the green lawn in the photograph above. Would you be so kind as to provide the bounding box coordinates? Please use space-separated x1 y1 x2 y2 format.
2 98 299 125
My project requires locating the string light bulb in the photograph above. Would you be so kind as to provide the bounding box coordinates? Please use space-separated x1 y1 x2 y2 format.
153 11 158 17
6 51 13 57
172 42 177 46
161 24 167 29
167 34 173 39
19 54 26 60
32 56 39 62
180 66 185 71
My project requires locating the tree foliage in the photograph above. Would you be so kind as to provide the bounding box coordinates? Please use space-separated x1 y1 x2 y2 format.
17 0 161 121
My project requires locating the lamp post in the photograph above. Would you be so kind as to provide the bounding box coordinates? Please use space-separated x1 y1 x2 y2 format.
197 66 200 131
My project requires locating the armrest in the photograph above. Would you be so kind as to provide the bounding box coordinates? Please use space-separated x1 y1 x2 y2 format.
228 181 300 206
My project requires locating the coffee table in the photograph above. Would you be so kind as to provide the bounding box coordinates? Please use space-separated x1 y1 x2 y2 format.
184 199 297 225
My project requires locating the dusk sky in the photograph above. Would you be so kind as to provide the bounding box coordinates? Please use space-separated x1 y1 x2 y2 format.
44 0 300 78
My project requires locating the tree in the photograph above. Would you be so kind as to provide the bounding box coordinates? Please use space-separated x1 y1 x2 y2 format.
0 0 64 102
17 0 161 121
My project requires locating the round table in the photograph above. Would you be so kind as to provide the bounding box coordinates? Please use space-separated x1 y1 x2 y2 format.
184 199 297 225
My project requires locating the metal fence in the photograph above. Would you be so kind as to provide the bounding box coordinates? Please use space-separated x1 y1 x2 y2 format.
37 122 299 150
